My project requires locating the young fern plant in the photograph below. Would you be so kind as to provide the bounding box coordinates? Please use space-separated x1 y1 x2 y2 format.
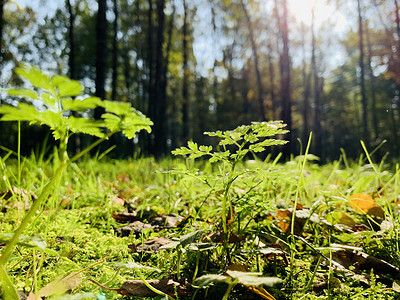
172 121 288 262
0 64 152 299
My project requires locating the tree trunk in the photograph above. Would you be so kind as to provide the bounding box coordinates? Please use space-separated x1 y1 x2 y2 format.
94 0 108 119
111 0 118 100
182 0 189 142
300 23 311 145
311 8 322 158
0 0 7 91
148 0 166 156
357 0 369 147
162 0 175 149
267 42 277 120
240 0 265 121
66 0 81 153
66 0 75 80
365 20 379 141
277 0 292 156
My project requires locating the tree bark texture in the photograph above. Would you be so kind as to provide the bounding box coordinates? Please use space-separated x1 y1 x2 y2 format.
66 0 76 80
94 0 108 119
111 0 119 100
357 0 369 147
277 0 292 156
311 8 322 158
240 0 266 121
182 0 189 142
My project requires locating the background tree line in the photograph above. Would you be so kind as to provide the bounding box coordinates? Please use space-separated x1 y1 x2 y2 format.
0 0 399 161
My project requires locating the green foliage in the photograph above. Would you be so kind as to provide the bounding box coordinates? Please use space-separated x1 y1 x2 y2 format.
172 121 288 267
0 64 152 300
172 121 288 163
0 64 152 144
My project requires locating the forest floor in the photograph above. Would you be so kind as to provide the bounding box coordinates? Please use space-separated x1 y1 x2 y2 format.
1 155 400 299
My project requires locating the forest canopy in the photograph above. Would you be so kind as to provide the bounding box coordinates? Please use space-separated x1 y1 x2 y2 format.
0 0 399 160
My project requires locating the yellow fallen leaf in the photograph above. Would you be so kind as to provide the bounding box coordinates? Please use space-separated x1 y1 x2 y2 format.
348 194 384 218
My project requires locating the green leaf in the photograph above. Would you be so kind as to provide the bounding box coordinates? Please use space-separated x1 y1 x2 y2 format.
102 113 121 132
51 75 83 98
159 241 181 250
16 64 55 94
65 117 105 138
4 88 39 100
0 233 58 256
225 270 282 287
62 97 102 111
114 261 161 272
193 274 231 288
100 100 131 115
180 229 205 248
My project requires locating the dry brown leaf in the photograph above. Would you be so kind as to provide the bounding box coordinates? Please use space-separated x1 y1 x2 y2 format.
129 236 172 253
116 173 130 183
227 263 250 272
348 194 384 218
276 208 319 235
112 211 138 223
118 279 187 297
332 249 399 276
246 285 277 300
27 272 82 299
116 220 153 237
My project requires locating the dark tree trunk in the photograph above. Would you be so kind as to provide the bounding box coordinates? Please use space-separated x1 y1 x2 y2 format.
277 0 292 156
267 42 277 120
146 0 154 153
395 0 400 51
301 23 311 146
162 0 175 149
240 0 265 121
94 0 108 119
0 0 7 88
66 0 80 153
66 0 75 80
365 20 379 141
148 0 166 156
111 0 118 100
357 0 369 146
311 8 322 158
182 0 189 142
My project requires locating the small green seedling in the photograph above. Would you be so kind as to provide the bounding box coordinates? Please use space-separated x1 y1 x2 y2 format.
0 64 152 299
172 121 288 263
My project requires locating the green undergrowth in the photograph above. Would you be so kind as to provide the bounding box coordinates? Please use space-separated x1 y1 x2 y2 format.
1 152 400 299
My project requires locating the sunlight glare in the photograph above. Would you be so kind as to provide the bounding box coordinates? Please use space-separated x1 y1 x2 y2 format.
287 0 338 28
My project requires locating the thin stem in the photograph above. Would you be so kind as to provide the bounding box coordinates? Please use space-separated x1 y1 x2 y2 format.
0 162 67 265
0 263 20 300
135 269 175 300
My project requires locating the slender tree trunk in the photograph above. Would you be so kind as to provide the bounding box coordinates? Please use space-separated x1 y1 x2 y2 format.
357 0 369 146
365 20 379 140
66 0 81 153
300 23 310 145
162 0 175 149
278 0 292 156
182 0 189 142
394 0 400 51
148 0 166 156
146 0 154 153
0 0 5 66
267 43 277 120
66 0 75 80
240 0 265 121
111 0 118 100
311 8 322 157
0 0 3 104
94 0 108 119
